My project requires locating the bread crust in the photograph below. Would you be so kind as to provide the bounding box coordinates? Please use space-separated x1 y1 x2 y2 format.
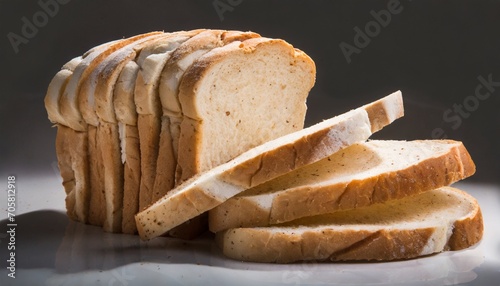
45 59 81 126
209 140 476 232
215 187 483 263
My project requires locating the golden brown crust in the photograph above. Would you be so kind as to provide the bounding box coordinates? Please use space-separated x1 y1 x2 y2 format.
76 32 164 129
446 189 484 250
363 92 404 133
55 125 90 223
216 187 483 263
209 140 476 232
121 124 141 234
55 125 78 221
135 184 224 239
97 122 124 232
137 114 161 210
151 118 176 203
87 126 105 226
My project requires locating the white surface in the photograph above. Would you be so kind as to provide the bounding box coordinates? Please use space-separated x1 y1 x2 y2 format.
0 173 499 286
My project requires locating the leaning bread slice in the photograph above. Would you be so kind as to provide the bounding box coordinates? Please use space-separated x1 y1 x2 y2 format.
215 186 484 263
209 139 476 232
135 91 404 240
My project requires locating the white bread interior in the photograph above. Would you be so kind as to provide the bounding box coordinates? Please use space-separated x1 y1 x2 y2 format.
176 37 314 183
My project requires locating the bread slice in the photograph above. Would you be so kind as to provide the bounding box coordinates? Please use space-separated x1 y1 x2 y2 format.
45 56 87 222
115 30 203 233
133 30 205 212
45 56 82 127
176 37 315 183
83 33 175 232
135 91 404 240
158 30 261 185
215 186 484 263
209 139 476 232
76 32 165 229
113 61 141 234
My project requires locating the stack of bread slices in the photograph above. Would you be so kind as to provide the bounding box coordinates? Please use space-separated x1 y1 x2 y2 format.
45 29 483 263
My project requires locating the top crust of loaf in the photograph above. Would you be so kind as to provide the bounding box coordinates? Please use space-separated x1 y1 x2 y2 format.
60 31 163 130
83 33 168 126
45 69 76 126
215 186 483 263
134 30 205 116
159 30 261 117
114 61 140 126
178 37 315 120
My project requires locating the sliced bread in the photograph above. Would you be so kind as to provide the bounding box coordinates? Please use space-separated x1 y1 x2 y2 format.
133 30 204 211
45 56 86 222
215 186 484 263
176 37 315 183
87 33 178 232
52 32 163 227
113 61 141 234
135 92 404 240
157 30 261 238
117 30 203 233
209 139 476 232
158 30 261 185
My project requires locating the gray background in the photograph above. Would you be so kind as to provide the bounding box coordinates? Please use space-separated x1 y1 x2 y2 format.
0 0 499 183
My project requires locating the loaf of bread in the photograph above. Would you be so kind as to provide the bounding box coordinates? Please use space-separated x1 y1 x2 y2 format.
44 29 483 263
45 29 318 236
